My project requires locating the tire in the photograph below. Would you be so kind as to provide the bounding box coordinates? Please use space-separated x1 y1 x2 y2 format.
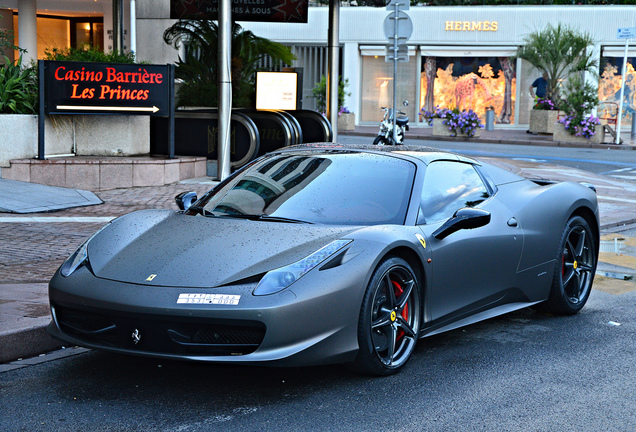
373 135 386 146
353 257 421 376
541 216 597 315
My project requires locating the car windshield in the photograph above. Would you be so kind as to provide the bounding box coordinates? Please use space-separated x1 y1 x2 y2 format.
197 151 416 225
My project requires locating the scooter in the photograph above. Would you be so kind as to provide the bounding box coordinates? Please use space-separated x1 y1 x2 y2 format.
373 101 409 146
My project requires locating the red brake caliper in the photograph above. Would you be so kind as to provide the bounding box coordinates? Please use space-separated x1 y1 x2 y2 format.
392 281 408 340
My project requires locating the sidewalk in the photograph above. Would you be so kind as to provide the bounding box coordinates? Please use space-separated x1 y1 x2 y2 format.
2 128 636 364
341 124 636 149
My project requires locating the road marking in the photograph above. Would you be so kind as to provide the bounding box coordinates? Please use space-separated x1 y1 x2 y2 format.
0 216 116 223
598 195 636 204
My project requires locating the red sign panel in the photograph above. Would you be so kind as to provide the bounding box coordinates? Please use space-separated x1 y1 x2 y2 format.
43 61 171 116
170 0 308 23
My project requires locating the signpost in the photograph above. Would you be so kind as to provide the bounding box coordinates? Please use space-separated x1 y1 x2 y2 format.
384 0 412 143
615 27 636 144
39 61 175 159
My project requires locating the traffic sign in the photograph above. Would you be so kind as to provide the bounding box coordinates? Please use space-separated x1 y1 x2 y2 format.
617 27 636 39
386 0 409 12
383 11 413 42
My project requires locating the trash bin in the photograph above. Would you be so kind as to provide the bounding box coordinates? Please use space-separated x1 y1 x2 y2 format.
485 107 495 131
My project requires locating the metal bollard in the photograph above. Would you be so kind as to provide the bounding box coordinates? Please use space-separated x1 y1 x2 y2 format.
485 107 495 131
631 114 636 139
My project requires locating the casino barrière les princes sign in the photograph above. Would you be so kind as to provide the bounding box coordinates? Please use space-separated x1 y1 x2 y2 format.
43 61 171 116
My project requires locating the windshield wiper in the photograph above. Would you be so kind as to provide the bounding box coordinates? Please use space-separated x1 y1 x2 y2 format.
256 215 313 224
213 213 312 224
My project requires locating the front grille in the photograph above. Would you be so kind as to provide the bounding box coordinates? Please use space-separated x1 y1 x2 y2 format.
53 305 266 356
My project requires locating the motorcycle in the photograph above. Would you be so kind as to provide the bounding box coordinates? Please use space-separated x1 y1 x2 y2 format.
373 101 409 146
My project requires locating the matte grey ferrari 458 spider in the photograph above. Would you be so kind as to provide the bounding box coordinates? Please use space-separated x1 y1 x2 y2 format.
48 144 599 375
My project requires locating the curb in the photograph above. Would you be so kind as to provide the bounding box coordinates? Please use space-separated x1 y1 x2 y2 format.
340 130 636 150
0 317 62 363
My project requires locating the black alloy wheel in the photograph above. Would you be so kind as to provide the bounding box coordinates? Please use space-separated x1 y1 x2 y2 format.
543 216 597 315
353 257 421 376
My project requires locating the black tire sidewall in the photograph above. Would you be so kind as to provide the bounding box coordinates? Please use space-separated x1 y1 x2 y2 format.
353 256 420 376
546 215 596 315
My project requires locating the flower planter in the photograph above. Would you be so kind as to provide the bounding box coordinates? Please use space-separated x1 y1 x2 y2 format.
432 118 481 138
553 123 605 144
529 109 558 134
337 112 355 131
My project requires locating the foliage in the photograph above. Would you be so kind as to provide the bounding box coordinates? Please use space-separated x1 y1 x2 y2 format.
533 97 557 110
163 20 295 108
515 23 597 104
0 55 38 114
421 106 483 137
44 47 137 64
311 75 350 114
557 75 600 138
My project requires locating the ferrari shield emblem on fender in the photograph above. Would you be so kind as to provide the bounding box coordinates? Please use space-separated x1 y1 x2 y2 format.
415 233 426 249
146 274 157 281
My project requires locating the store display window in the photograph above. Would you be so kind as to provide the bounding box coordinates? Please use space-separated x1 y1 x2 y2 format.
598 56 636 124
420 56 516 125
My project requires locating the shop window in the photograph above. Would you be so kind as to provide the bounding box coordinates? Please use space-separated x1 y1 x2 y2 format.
598 56 636 124
360 55 417 123
420 56 516 125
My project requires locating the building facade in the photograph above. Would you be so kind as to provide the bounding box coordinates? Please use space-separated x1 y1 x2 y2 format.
2 2 636 128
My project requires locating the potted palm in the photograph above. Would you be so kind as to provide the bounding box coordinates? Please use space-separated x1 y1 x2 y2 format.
517 23 597 134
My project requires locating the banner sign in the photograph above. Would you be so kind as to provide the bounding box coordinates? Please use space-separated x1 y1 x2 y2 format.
170 0 308 23
43 61 171 116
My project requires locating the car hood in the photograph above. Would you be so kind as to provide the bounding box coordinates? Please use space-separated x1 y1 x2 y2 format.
87 210 358 288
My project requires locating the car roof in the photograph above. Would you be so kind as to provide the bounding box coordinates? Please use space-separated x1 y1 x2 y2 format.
279 143 479 166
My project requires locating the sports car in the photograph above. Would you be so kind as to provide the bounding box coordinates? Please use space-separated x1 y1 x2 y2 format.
48 144 599 375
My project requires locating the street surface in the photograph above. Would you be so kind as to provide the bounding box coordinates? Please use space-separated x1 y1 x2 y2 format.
1 281 635 431
2 137 636 431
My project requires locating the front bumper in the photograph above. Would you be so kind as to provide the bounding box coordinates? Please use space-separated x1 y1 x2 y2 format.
48 263 367 367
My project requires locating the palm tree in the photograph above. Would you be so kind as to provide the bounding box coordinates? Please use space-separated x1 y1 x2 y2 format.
516 23 597 105
163 20 295 108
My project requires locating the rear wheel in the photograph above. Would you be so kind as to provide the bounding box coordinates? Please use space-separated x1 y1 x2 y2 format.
353 257 421 376
541 216 596 315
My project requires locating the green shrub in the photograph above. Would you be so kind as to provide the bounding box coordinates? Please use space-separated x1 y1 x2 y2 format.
311 76 350 113
44 47 137 64
0 56 38 114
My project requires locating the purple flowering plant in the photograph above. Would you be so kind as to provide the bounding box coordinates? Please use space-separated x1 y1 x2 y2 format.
533 97 557 110
338 106 351 115
558 75 600 139
421 106 484 137
558 113 600 139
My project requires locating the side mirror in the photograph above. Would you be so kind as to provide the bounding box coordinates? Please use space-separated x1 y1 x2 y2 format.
432 208 491 240
175 191 198 211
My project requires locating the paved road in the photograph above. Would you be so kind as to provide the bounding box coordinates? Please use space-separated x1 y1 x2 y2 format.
1 278 635 431
339 135 636 180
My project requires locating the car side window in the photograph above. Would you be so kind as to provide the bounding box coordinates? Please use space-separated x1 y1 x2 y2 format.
419 161 490 224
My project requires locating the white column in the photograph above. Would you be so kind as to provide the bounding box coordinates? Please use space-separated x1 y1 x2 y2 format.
17 0 37 65
342 42 360 124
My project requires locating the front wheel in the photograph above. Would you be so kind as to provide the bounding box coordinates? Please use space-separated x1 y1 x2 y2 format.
373 135 387 145
352 257 421 376
541 216 597 315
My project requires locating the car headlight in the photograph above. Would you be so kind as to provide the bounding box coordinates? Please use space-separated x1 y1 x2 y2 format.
253 240 352 296
60 223 111 277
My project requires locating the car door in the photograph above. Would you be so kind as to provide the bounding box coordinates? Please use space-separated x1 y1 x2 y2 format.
417 160 524 322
